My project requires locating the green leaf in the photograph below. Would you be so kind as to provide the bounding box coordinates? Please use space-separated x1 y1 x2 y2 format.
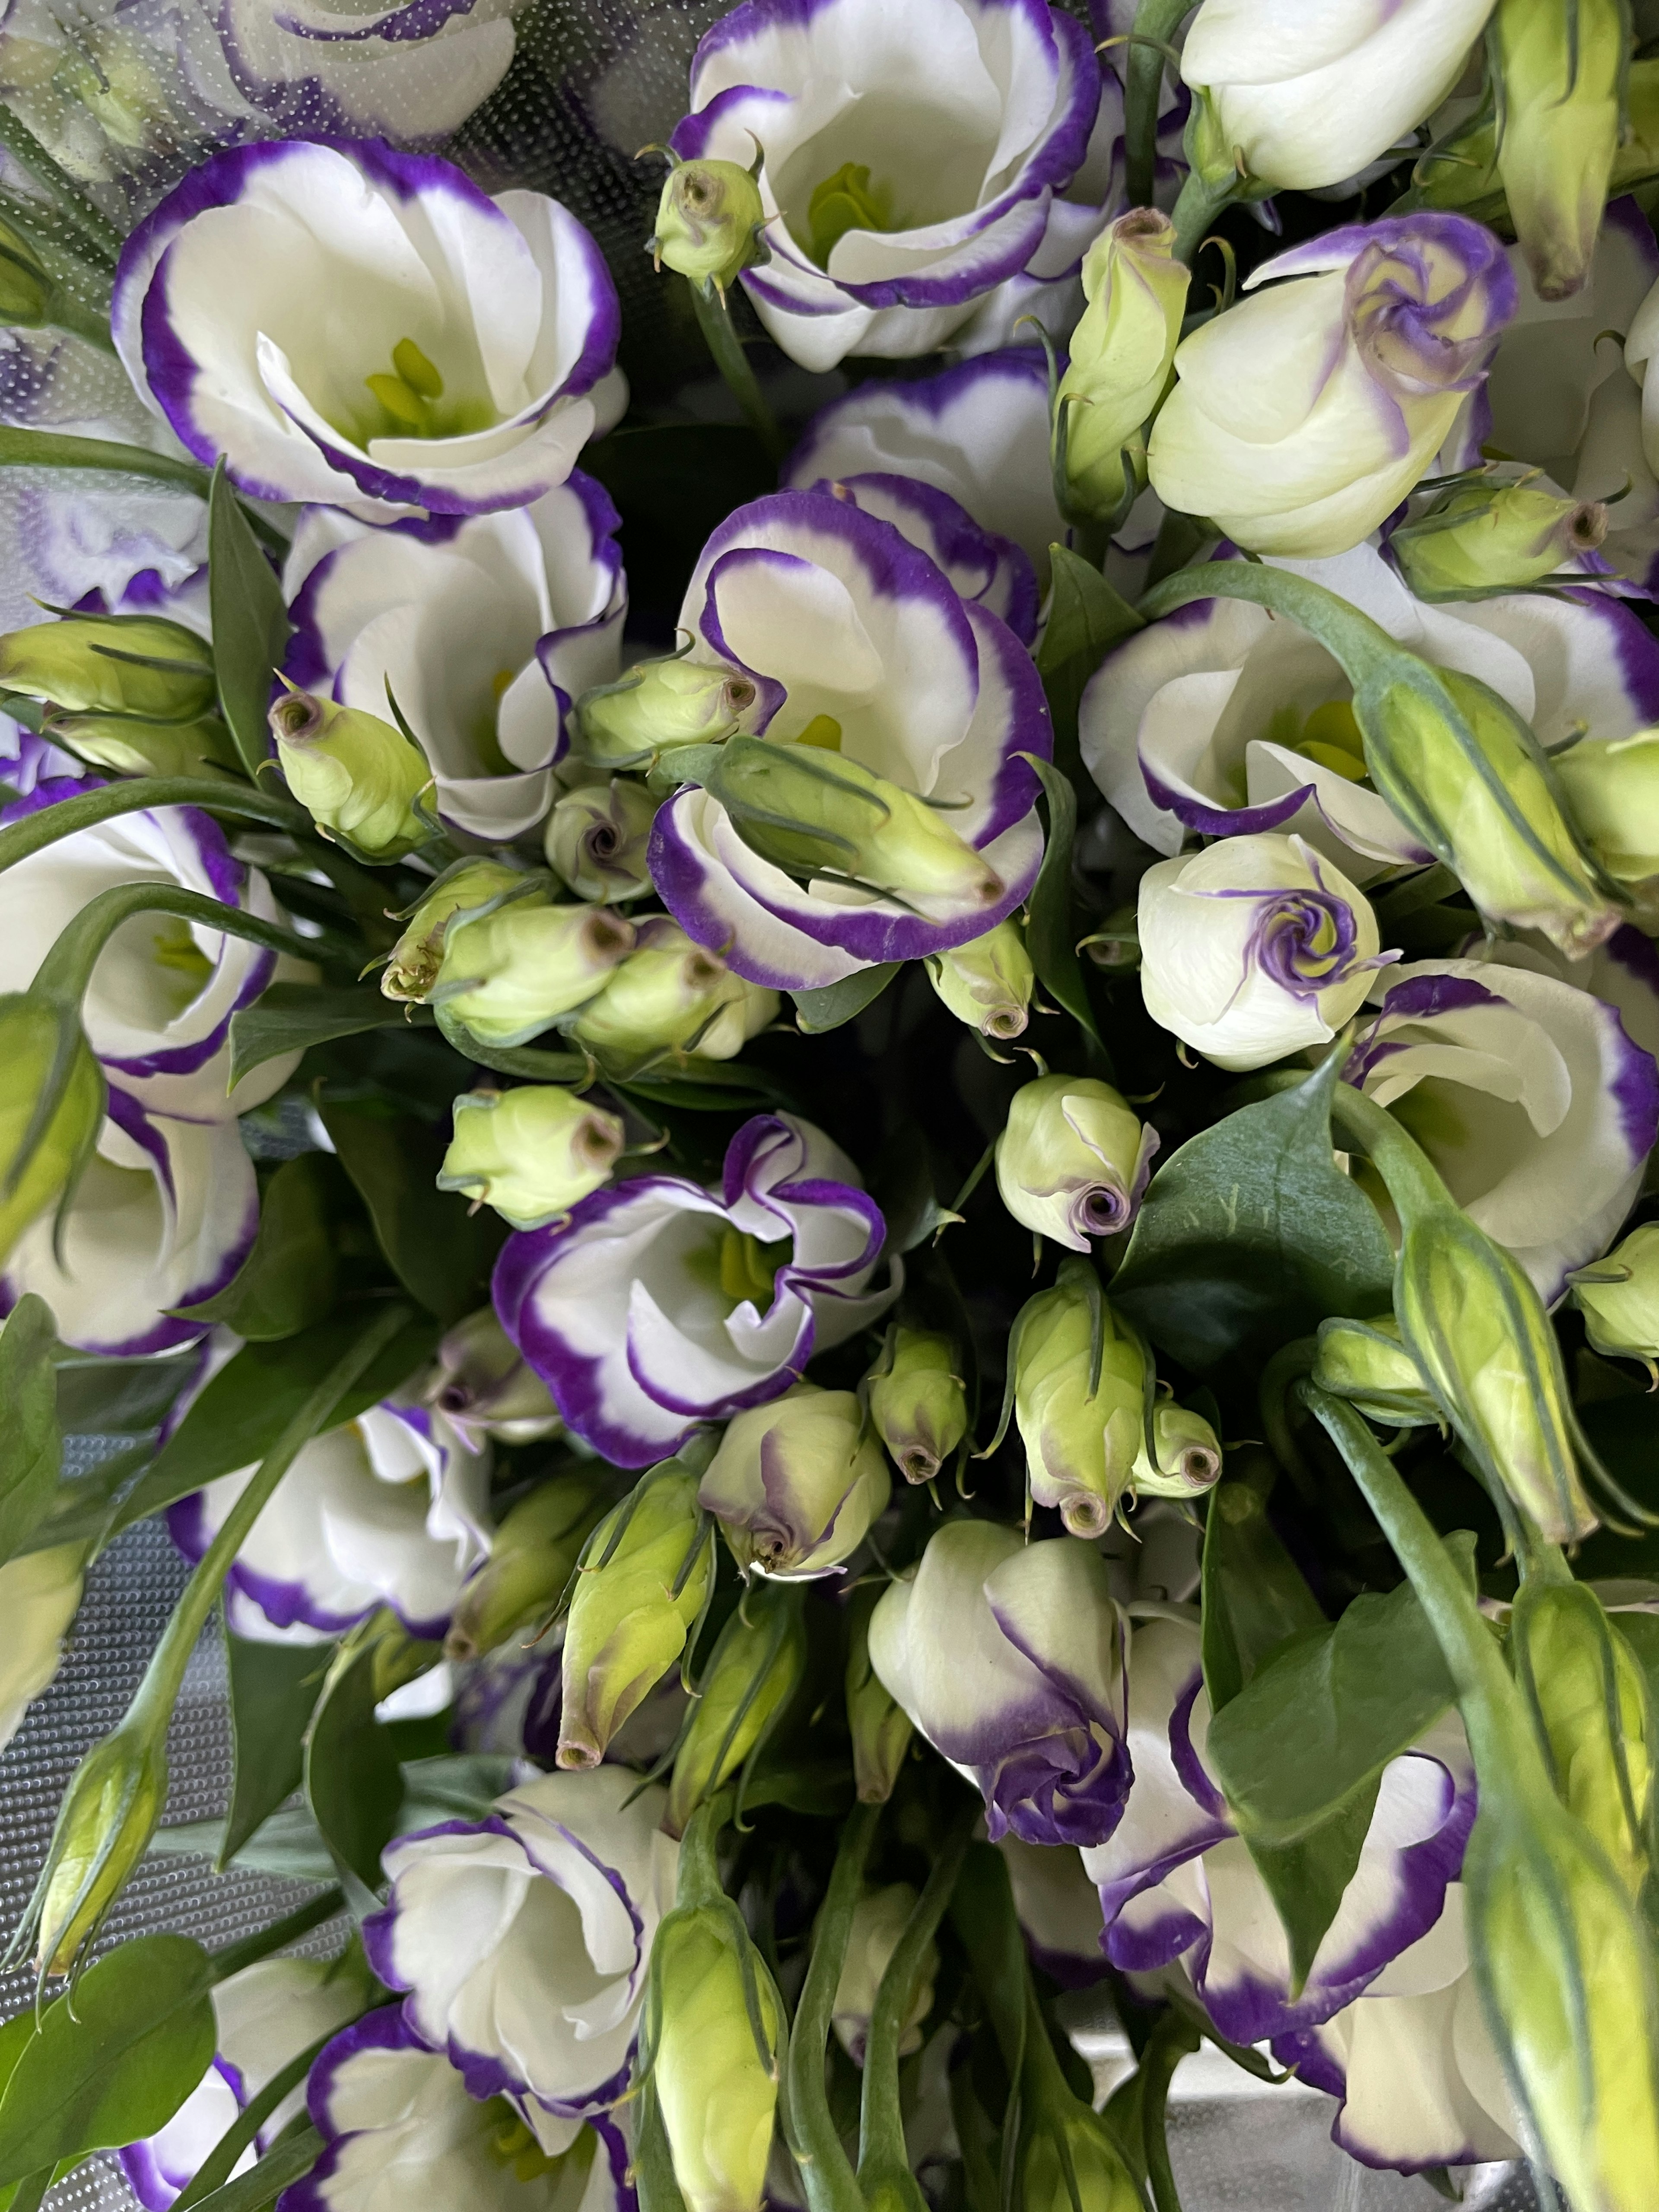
0 1936 216 2183
873 1128 962 1256
305 1642 404 1900
1035 545 1141 778
791 963 902 1035
208 459 290 781
175 1154 340 1341
54 1353 189 1438
229 983 431 1091
1200 1471 1326 1716
0 1295 60 1561
0 426 208 499
221 1632 334 1869
151 1805 337 1885
947 1844 1028 2082
1111 1049 1395 1374
320 1104 503 1324
1022 753 1105 1055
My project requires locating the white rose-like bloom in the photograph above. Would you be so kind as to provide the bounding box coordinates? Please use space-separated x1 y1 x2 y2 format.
0 1545 83 1752
1148 213 1517 558
1138 833 1389 1072
112 139 620 516
1179 0 1497 194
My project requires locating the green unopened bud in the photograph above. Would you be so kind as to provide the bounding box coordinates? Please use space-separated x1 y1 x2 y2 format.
700 1386 891 1581
1555 731 1659 893
1056 209 1188 520
1313 1315 1440 1427
829 1883 935 2066
1393 476 1608 599
438 1084 626 1229
445 1471 612 1662
866 1327 968 1485
995 1074 1157 1253
381 858 533 1003
0 997 103 1268
44 710 240 781
33 1723 168 1974
709 735 1004 909
1494 0 1622 301
651 159 766 299
845 1583 911 1803
0 216 50 324
647 1903 784 2212
1572 1224 1659 1368
665 1581 805 1837
1022 2107 1142 2212
1131 1400 1222 1499
545 778 658 903
557 1466 713 1769
0 612 215 720
568 918 777 1073
576 657 758 772
432 899 636 1049
1014 1266 1145 1537
926 920 1034 1041
269 688 431 859
428 1307 560 1443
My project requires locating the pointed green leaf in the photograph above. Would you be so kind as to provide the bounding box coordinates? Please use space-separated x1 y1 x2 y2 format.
175 1154 341 1341
1022 753 1106 1055
208 460 290 780
1035 545 1141 776
229 983 431 1090
305 1642 403 1901
791 963 903 1034
221 1631 335 1868
0 1294 60 1561
319 1104 503 1324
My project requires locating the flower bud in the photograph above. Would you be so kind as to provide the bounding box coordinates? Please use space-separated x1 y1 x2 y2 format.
1493 0 1622 302
845 1583 911 1804
926 921 1034 1041
428 1307 560 1445
0 613 216 720
576 657 758 772
995 1074 1158 1252
557 1466 713 1769
1554 732 1659 894
33 1723 168 1974
1572 1224 1659 1368
1129 1400 1222 1500
545 777 658 903
1056 210 1188 520
665 1580 805 1836
268 687 431 859
651 159 766 299
438 1084 626 1230
1392 476 1608 599
1312 1315 1440 1427
445 1470 612 1662
0 997 103 1268
866 1328 968 1485
432 899 636 1049
699 1385 891 1581
568 918 777 1072
1022 2107 1142 2212
381 858 532 1004
1013 1268 1145 1538
44 710 241 781
647 1903 783 2212
0 217 50 325
829 1883 935 2066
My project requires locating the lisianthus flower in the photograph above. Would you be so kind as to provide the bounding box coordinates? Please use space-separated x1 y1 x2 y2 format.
214 0 519 145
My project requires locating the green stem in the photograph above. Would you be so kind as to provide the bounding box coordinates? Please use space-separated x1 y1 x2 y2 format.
1122 0 1198 210
785 1800 880 2212
858 1813 973 2197
0 428 289 556
32 883 322 1015
1326 1080 1452 1223
1135 2008 1201 2212
674 1788 734 1908
0 777 308 877
172 2025 342 2212
41 290 117 355
0 108 123 267
688 280 785 467
1168 167 1237 267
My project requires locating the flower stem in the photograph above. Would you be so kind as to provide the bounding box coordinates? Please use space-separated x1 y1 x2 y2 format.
785 1800 880 2212
1121 0 1195 210
1169 166 1237 267
0 777 309 878
688 280 786 467
31 882 322 1015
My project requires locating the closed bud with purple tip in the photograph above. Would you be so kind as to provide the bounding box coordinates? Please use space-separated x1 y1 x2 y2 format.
996 1074 1158 1252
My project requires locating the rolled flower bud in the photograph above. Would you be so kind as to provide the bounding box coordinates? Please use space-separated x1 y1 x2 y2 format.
926 921 1034 1041
445 1470 612 1661
438 1084 626 1230
866 1327 968 1485
1313 1315 1440 1428
0 611 215 719
1493 0 1622 302
431 898 636 1049
427 1307 560 1446
1056 210 1188 521
829 1883 935 2066
1554 732 1659 895
665 1580 805 1836
576 656 759 772
1573 1224 1659 1369
545 777 658 903
651 158 766 299
45 712 240 782
1130 1401 1223 1500
380 858 532 1004
1023 2105 1142 2212
0 998 104 1269
268 688 431 859
33 1723 168 1974
698 1385 891 1581
1013 1266 1145 1538
569 917 777 1071
557 1465 714 1769
845 1583 912 1805
1138 834 1385 1073
646 1903 784 2212
995 1074 1159 1251
1392 476 1609 599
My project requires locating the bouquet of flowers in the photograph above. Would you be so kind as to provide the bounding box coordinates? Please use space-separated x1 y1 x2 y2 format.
4 0 1659 2204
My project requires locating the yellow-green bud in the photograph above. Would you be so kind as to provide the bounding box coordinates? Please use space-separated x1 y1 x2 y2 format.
665 1581 805 1837
445 1471 612 1662
568 918 777 1073
268 688 431 859
1313 1315 1440 1427
1130 1399 1223 1500
1014 1271 1145 1537
0 216 50 324
44 710 240 782
438 1084 626 1230
0 612 215 720
1056 209 1189 519
432 898 636 1049
829 1884 935 2066
557 1468 713 1769
648 1904 784 2212
1572 1223 1659 1367
1555 731 1659 891
545 778 658 903
576 657 758 772
866 1327 968 1485
925 920 1035 1041
1023 2107 1142 2212
995 1074 1157 1253
845 1583 911 1804
429 1306 560 1444
651 159 766 299
35 1723 168 1974
1392 477 1608 599
381 858 532 1004
1494 0 1623 301
699 1386 892 1581
0 997 103 1269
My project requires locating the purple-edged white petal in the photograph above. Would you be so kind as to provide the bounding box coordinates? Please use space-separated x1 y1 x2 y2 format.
213 0 518 146
494 1112 898 1468
114 141 619 518
795 474 1039 645
998 1834 1110 1987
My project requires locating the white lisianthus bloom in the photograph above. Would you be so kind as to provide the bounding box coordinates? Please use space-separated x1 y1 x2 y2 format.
112 140 621 516
283 477 626 841
667 0 1103 371
1138 833 1389 1072
213 0 520 145
997 1833 1110 1987
1148 215 1517 559
1179 0 1497 194
0 1544 84 1752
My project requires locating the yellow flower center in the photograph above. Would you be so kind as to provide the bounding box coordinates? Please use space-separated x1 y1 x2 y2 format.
804 163 902 268
352 335 497 445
